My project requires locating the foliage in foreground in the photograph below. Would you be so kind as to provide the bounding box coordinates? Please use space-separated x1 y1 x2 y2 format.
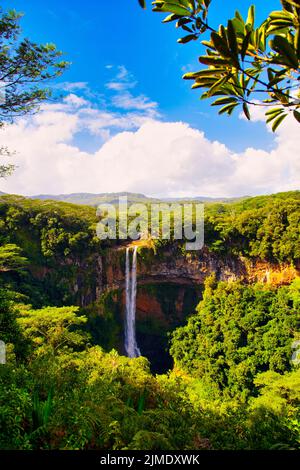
139 0 300 129
0 280 299 450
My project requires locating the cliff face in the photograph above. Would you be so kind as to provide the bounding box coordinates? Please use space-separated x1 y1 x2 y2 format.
22 242 300 372
92 244 299 372
26 242 299 318
100 244 300 294
120 282 200 372
101 246 239 292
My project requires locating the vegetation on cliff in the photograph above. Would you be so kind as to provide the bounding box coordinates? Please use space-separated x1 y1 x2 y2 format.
0 194 102 306
204 191 300 262
171 275 300 396
0 191 300 449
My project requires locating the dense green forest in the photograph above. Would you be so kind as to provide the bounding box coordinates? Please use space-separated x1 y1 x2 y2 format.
0 191 300 449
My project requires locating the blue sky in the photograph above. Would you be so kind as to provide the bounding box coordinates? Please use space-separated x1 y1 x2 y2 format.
1 0 298 198
8 0 281 151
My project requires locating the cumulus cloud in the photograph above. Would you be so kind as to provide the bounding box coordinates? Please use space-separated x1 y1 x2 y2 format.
0 89 299 198
63 94 90 108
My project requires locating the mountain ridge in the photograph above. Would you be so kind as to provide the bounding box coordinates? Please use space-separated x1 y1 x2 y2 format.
29 191 249 206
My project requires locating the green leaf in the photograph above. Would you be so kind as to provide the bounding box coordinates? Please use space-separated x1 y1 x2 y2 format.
227 20 238 58
272 113 287 131
181 24 193 32
269 10 294 20
267 68 274 83
295 27 300 55
218 102 239 115
265 107 284 116
235 10 244 22
201 39 214 48
162 13 181 22
293 110 300 123
268 75 286 88
207 75 230 97
241 31 252 60
183 70 222 79
193 77 216 88
152 2 191 16
246 5 255 27
211 97 239 106
268 19 293 27
199 55 231 66
178 34 197 43
210 32 231 57
243 102 251 120
191 82 204 89
138 0 146 8
176 17 192 27
179 0 195 9
266 112 283 124
258 25 266 52
183 68 227 80
267 24 291 35
270 35 299 68
231 17 246 35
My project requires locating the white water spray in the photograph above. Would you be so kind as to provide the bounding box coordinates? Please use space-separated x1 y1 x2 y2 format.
124 246 141 358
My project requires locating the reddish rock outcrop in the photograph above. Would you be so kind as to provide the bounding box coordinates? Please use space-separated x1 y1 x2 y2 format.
99 244 299 296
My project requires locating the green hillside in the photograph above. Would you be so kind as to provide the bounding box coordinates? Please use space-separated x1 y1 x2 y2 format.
0 191 299 450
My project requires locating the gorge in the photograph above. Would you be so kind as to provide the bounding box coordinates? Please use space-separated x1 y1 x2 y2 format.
0 192 299 373
1 191 300 450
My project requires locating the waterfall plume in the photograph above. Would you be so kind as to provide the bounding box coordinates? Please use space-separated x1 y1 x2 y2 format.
124 246 141 358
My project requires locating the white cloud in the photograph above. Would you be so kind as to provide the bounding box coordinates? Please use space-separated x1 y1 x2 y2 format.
112 92 158 113
0 90 299 198
77 106 158 136
106 82 135 92
105 82 127 91
105 65 158 119
63 94 89 108
116 65 129 80
57 81 89 92
105 65 137 92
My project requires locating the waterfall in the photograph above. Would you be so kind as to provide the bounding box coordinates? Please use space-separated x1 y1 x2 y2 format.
124 246 141 358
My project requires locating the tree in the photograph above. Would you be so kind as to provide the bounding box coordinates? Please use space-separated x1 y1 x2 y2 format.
139 0 300 130
0 7 68 176
0 244 28 272
0 288 27 358
17 306 88 356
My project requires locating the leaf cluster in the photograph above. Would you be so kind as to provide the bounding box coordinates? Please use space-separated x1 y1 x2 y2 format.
140 0 300 128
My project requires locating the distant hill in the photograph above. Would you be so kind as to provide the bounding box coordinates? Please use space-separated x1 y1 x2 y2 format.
31 192 248 206
31 192 159 206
